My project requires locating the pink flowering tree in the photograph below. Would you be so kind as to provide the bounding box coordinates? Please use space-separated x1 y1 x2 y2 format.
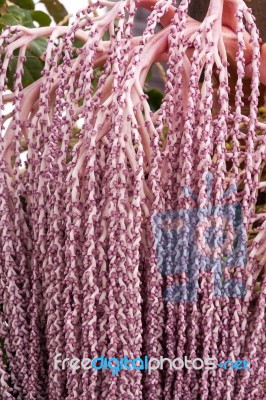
0 0 266 399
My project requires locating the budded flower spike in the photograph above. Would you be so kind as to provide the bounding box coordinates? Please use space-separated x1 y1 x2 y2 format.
0 0 266 399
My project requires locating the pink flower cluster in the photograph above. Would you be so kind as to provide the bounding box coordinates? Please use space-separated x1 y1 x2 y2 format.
0 0 265 399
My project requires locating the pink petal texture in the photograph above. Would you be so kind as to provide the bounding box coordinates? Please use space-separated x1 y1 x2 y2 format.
0 0 265 399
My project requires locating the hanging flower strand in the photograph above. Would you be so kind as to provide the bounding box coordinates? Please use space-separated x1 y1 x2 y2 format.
0 0 266 399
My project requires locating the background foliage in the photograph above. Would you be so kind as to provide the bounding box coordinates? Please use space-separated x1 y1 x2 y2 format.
0 0 68 28
0 0 69 89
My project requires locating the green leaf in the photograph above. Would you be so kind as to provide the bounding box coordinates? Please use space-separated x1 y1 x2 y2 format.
31 10 51 27
27 37 48 57
0 5 35 28
144 88 163 112
73 38 84 49
40 0 68 24
0 0 5 7
6 37 47 90
0 14 19 25
21 56 44 87
11 0 34 10
7 5 27 19
7 55 44 89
